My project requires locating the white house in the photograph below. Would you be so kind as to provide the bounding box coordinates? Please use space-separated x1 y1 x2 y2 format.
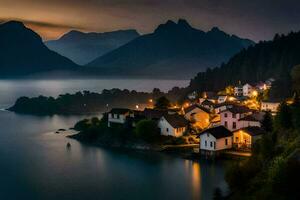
108 108 131 127
234 84 243 96
220 105 253 131
243 83 254 97
238 112 264 129
214 102 235 114
261 101 280 113
198 126 233 152
158 114 189 137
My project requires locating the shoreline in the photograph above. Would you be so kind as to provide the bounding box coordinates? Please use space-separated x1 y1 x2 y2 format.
67 132 246 161
67 132 202 160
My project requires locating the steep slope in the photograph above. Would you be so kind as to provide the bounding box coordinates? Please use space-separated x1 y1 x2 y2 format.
189 31 300 98
86 19 254 78
0 21 78 77
45 30 140 65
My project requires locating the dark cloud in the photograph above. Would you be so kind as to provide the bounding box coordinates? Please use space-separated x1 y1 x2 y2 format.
0 0 300 41
0 17 85 30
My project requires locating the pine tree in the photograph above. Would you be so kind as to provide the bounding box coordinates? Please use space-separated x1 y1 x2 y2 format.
291 92 300 131
262 111 273 132
154 96 171 110
275 102 293 130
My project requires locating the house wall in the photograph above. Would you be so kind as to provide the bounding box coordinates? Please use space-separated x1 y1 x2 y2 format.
200 133 232 151
220 111 245 131
233 130 263 148
200 133 216 151
216 136 232 150
233 130 252 145
108 113 128 127
243 84 253 97
158 117 186 137
261 102 280 112
215 105 228 114
237 120 261 129
234 87 243 96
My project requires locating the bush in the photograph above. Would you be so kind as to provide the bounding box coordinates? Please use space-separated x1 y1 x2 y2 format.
135 120 160 142
74 119 91 131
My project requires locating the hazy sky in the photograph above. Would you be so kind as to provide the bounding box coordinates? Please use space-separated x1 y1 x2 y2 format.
1 0 300 41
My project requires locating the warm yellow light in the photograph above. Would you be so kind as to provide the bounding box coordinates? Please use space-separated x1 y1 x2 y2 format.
135 105 139 109
149 99 153 103
228 97 235 101
263 84 267 90
252 91 258 97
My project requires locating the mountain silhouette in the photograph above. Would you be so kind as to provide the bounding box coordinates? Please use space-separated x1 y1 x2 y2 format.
86 19 254 78
0 21 78 77
46 29 140 65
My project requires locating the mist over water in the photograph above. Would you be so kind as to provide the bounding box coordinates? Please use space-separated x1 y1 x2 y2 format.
0 78 227 200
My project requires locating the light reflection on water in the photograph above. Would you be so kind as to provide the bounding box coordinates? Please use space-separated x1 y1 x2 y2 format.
0 79 227 200
0 78 189 107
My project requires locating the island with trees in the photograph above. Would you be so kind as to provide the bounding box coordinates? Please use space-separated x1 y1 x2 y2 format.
8 87 187 115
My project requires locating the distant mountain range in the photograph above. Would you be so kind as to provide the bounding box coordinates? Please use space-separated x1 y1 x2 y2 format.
45 30 140 65
0 19 255 78
86 19 255 78
0 21 78 77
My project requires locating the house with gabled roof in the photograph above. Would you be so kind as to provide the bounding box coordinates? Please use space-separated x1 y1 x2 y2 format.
243 83 254 97
184 104 212 130
220 105 253 131
234 83 243 96
200 99 215 111
108 108 131 127
198 126 233 153
214 102 236 114
158 114 189 137
238 112 264 129
261 101 280 113
233 126 266 149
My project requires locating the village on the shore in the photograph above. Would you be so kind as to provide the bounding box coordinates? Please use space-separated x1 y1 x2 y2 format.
106 78 284 156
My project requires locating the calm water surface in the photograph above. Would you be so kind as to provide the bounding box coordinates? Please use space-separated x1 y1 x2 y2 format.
0 79 227 200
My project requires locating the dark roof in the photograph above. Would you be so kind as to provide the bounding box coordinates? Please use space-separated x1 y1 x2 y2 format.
203 91 217 99
184 104 211 114
262 100 281 104
236 126 266 136
199 126 232 139
221 105 252 114
127 115 146 123
143 108 167 120
239 112 265 122
163 114 189 128
201 99 215 106
235 96 249 101
214 102 236 108
109 108 131 114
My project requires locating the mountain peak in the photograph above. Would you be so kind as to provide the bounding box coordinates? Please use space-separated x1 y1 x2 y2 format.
177 19 191 28
154 19 195 33
59 30 85 40
210 27 221 32
1 21 25 29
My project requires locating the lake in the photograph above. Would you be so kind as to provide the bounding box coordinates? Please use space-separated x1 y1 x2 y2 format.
0 78 228 200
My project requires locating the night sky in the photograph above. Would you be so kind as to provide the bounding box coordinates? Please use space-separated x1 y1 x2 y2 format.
1 0 300 41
